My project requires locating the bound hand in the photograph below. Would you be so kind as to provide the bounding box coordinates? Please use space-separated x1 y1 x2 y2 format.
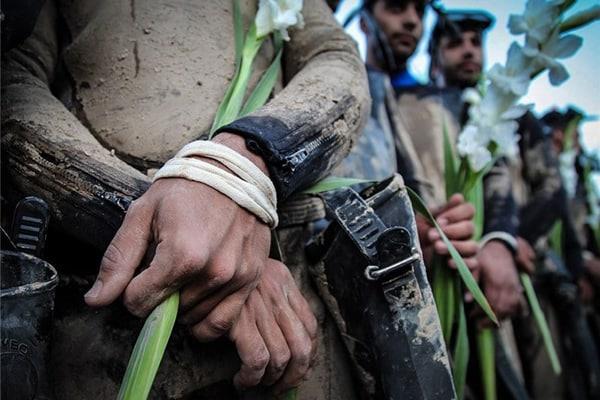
85 133 272 342
230 259 318 394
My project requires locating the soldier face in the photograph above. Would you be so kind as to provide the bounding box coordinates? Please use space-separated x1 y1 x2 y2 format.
438 30 483 88
368 0 425 66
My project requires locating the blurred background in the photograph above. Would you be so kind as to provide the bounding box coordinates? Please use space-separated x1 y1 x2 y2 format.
335 0 600 189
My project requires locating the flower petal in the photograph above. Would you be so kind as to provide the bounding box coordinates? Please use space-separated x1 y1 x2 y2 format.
255 0 275 38
255 0 304 40
470 146 493 171
508 15 527 34
501 104 531 120
549 34 583 59
462 88 482 105
549 63 569 86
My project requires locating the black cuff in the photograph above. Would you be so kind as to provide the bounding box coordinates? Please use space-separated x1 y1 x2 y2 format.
215 115 345 201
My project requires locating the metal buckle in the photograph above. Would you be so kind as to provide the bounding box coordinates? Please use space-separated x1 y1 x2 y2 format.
364 247 421 281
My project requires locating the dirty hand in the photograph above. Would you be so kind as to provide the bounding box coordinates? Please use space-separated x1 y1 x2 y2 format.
578 276 594 304
515 236 536 275
418 194 479 277
230 259 318 394
85 133 271 342
476 240 522 325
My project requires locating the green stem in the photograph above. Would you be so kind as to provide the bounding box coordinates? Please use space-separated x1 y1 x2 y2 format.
280 389 298 400
520 273 562 375
118 292 180 400
433 257 457 342
477 328 497 400
560 5 600 33
453 285 469 400
219 29 264 127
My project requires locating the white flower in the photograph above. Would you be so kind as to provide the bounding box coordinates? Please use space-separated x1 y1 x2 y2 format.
523 31 583 85
467 86 509 127
489 121 520 159
505 42 531 74
256 0 304 41
500 103 531 120
469 146 493 171
488 63 531 96
508 0 563 44
462 88 482 106
457 124 493 171
559 149 578 198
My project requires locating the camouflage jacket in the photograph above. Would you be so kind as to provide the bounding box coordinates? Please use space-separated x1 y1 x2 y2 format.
512 112 584 277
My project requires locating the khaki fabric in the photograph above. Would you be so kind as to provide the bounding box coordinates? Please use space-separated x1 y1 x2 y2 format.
393 91 461 207
1 0 368 398
2 0 369 170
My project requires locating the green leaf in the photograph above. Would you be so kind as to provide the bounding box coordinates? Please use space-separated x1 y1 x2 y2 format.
520 273 562 375
281 389 298 400
433 259 456 342
301 177 373 194
407 187 499 325
549 220 563 259
559 0 578 14
453 291 470 400
477 327 497 400
562 113 583 152
560 5 600 34
465 178 485 240
211 23 265 134
210 0 246 136
232 0 243 67
118 292 180 400
443 121 459 198
240 46 283 116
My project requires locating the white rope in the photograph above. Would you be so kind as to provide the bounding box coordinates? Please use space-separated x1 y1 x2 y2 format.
175 141 276 203
153 141 278 228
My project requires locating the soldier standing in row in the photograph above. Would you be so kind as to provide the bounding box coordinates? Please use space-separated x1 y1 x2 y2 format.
1 0 372 398
351 0 522 323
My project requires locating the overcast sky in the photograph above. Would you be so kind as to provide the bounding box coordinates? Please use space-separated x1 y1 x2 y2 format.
336 0 599 152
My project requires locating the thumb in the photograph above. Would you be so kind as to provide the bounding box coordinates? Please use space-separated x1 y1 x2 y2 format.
85 200 153 307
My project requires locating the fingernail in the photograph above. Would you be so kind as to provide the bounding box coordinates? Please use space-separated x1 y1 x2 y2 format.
85 280 103 299
438 218 448 226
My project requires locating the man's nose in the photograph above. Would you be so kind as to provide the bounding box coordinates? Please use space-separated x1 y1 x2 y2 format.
461 42 477 59
402 4 420 32
462 47 474 59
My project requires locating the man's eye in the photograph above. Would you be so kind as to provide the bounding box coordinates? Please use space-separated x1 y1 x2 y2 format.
471 37 482 47
385 5 407 14
447 39 462 49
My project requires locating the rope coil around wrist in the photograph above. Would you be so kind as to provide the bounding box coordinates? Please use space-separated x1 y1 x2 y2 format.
153 140 278 228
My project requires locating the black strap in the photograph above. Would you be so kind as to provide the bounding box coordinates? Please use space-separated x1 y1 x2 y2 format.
320 187 387 261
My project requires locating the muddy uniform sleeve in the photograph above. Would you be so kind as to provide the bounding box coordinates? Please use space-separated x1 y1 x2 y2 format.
517 113 563 244
1 0 147 180
1 0 149 249
482 157 519 239
217 0 370 200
